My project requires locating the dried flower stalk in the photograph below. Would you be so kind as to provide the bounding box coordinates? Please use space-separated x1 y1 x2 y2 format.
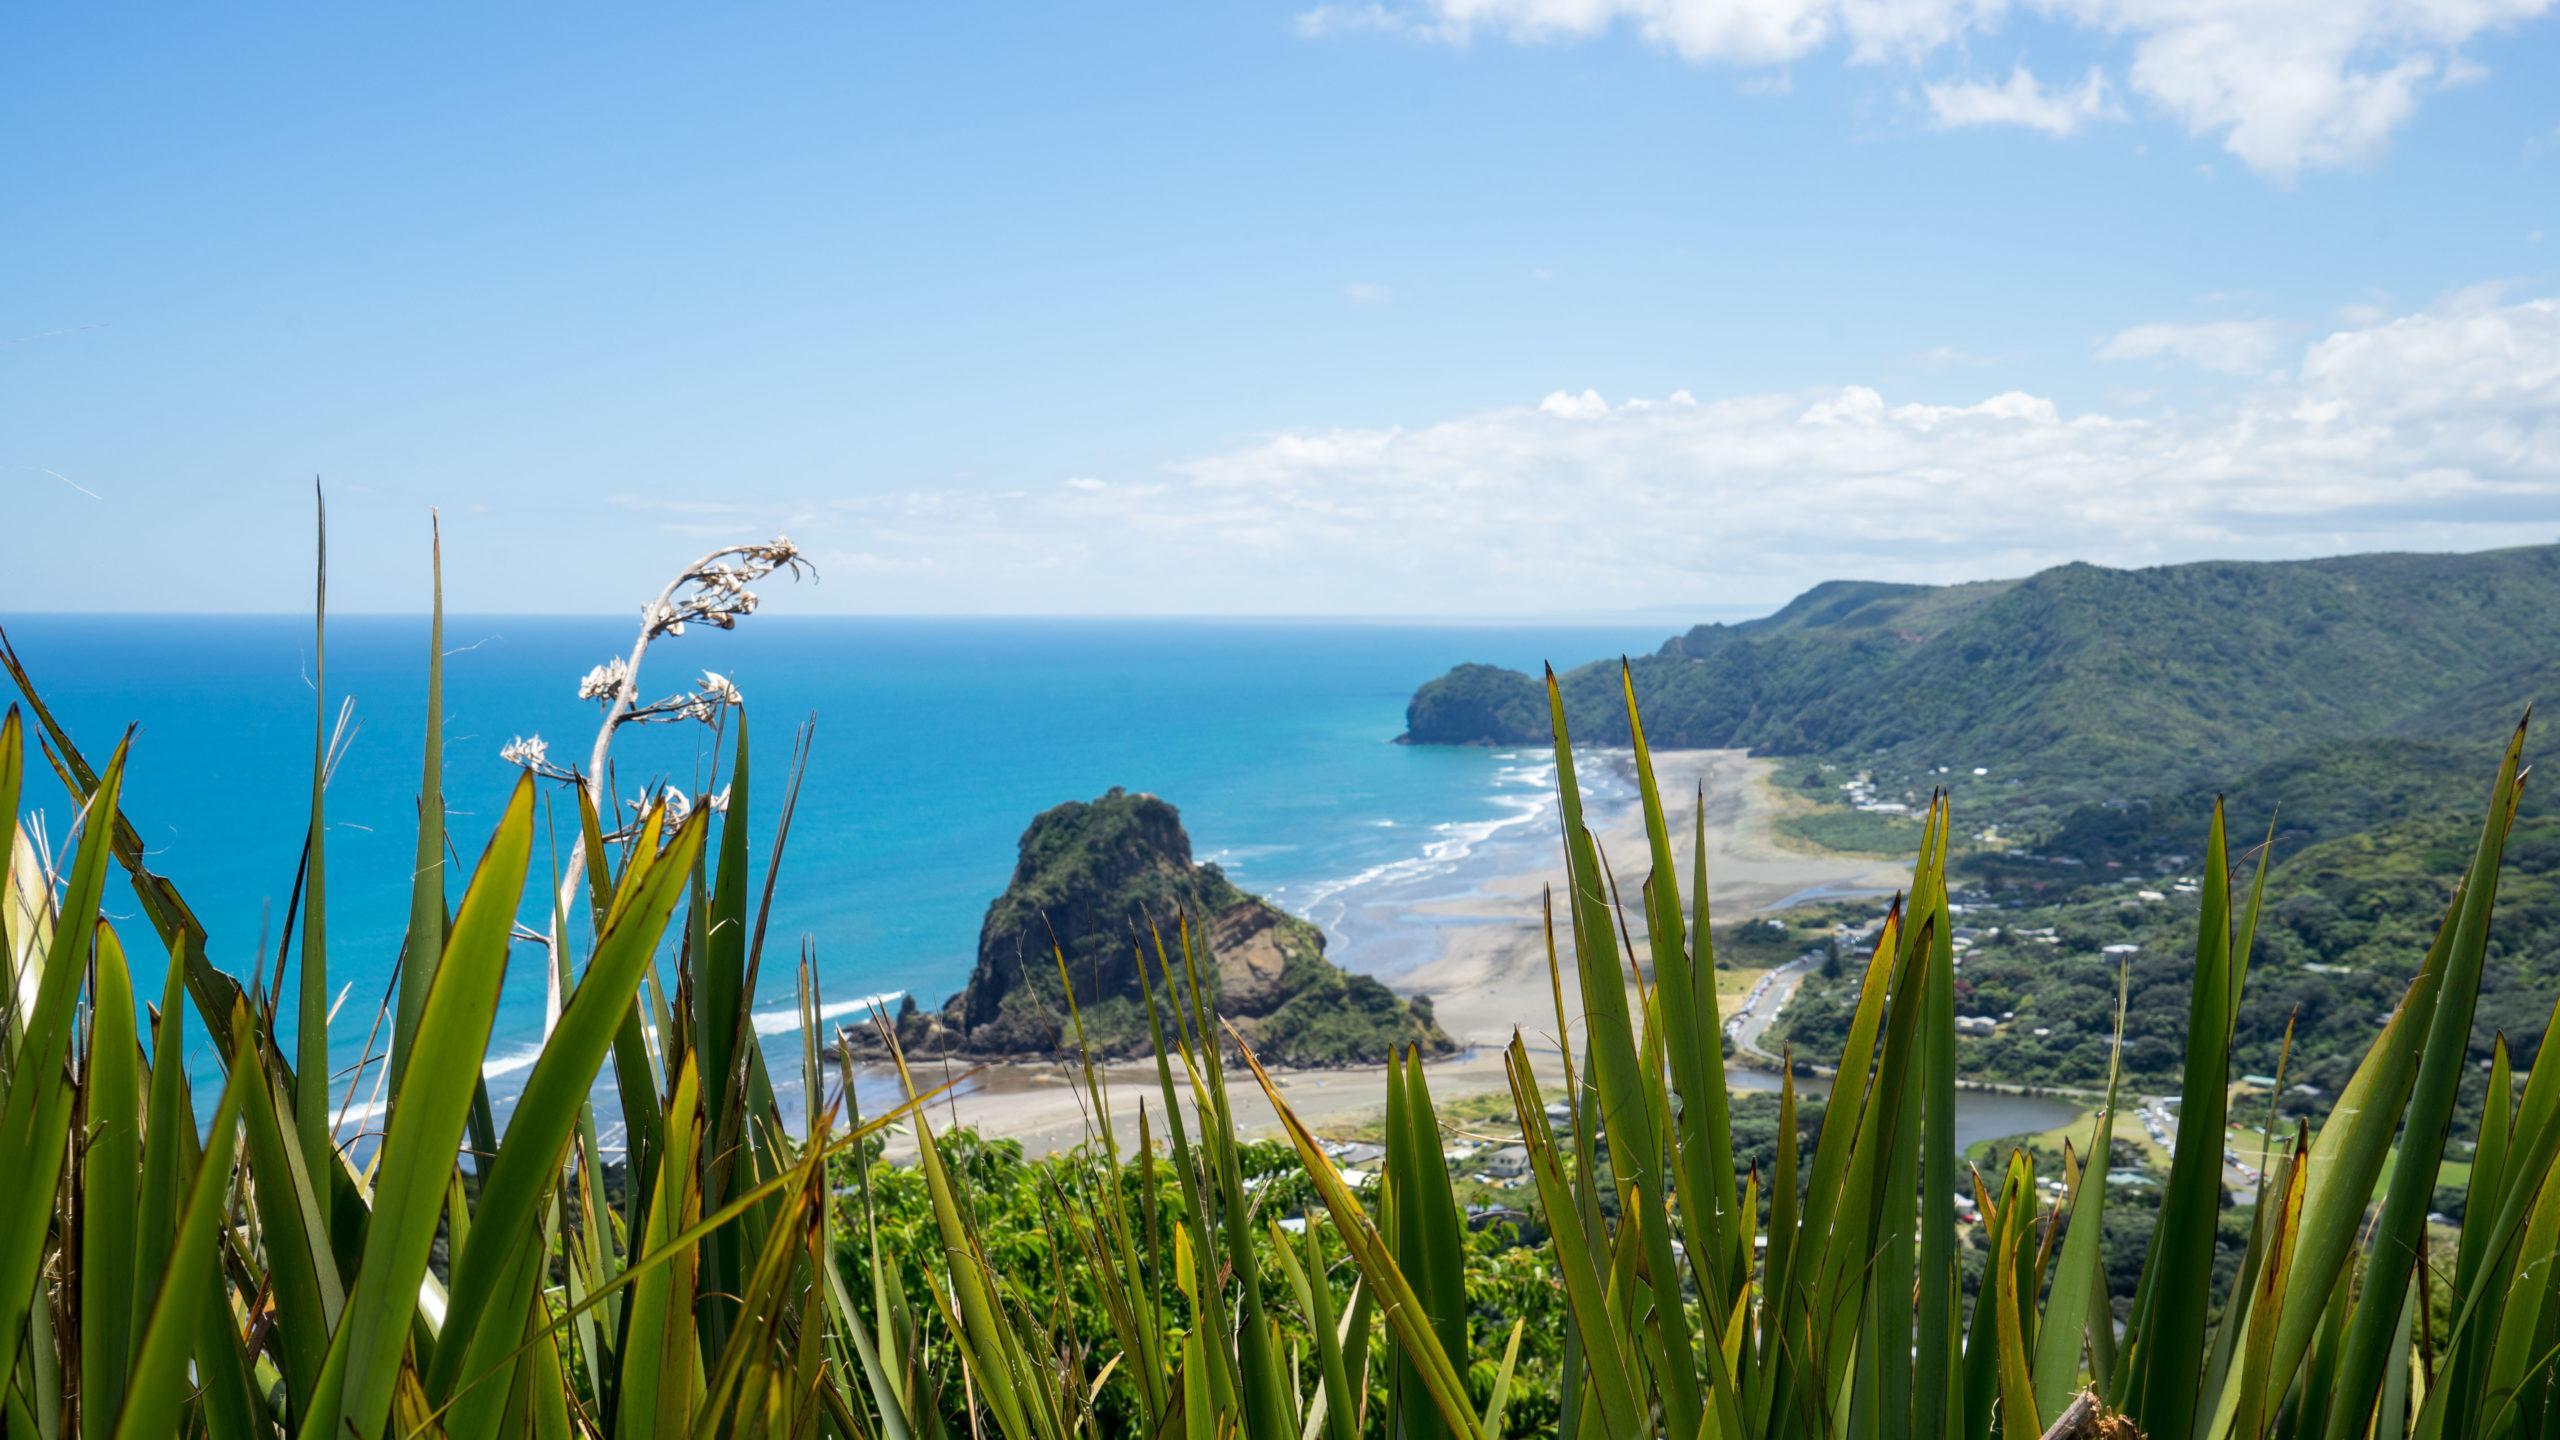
503 537 811 1030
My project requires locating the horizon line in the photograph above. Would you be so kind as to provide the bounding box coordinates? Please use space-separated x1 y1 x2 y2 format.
0 606 1770 626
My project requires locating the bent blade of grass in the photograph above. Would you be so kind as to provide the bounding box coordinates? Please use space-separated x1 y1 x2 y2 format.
1482 1317 1525 1440
2435 1027 2519 1423
110 1019 251 1440
2473 1151 2560 1436
428 806 706 1439
1271 1217 1359 1440
590 785 667 1214
2323 722 2526 1440
1391 1047 1469 1437
408 1058 961 1440
1179 921 1295 1440
1762 900 1903 1435
78 920 143 1440
1992 1152 2044 1440
1878 800 1950 1440
618 1055 704 1437
234 1010 345 1417
1921 799 1966 1440
1230 1022 1491 1440
694 1117 831 1433
1503 1034 1646 1438
0 735 128 1387
2033 964 2127 1420
2417 968 2560 1440
1545 667 1703 1439
1622 663 1739 1320
2199 962 2439 1440
2133 799 2239 1440
2227 1129 2306 1440
391 515 446 1094
1808 909 1935 1431
299 486 331 1178
695 715 755 1358
886 1043 1054 1440
131 936 193 1367
0 708 18 991
300 771 537 1440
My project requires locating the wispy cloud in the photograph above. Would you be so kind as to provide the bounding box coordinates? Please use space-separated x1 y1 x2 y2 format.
1296 0 2560 177
2097 318 2290 374
1925 65 2122 138
1344 281 1394 305
1294 3 1458 42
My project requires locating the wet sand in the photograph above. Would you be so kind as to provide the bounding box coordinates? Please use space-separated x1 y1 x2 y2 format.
872 750 1911 1158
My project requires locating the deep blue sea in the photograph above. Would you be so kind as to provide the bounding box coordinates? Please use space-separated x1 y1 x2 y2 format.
2 615 1665 1110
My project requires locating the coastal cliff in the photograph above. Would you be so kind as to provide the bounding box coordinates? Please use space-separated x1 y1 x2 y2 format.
878 788 1453 1066
1398 545 2560 799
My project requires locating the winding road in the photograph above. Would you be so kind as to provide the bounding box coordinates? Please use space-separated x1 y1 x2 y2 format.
1728 953 1822 1066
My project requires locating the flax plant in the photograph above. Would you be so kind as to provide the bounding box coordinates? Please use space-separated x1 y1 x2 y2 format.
1241 668 2551 1440
4 510 2559 1440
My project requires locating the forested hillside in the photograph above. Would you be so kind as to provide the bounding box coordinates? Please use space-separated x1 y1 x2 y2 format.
1406 544 2560 803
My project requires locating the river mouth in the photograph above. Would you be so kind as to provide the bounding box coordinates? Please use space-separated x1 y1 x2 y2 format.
1724 1063 2083 1155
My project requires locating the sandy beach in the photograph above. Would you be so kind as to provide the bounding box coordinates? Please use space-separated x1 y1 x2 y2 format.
873 749 1913 1158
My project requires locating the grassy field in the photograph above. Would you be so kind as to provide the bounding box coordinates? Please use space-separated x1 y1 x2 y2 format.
1771 805 1928 856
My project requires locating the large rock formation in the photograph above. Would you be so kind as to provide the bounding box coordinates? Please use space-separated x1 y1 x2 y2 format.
880 788 1453 1066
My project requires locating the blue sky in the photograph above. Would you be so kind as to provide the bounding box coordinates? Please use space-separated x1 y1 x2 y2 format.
5 2 2557 616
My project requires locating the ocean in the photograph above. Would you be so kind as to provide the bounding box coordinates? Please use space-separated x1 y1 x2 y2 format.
1 614 1666 1102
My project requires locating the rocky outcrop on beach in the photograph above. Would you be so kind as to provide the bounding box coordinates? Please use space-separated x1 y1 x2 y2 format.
869 788 1453 1066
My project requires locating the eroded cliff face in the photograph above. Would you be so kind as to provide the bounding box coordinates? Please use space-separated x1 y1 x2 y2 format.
871 788 1452 1066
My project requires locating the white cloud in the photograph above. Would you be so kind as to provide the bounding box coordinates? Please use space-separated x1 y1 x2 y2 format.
2097 318 2289 374
1295 3 1461 41
1926 64 2121 137
1298 0 2559 176
2298 285 2559 423
1344 281 1395 305
786 289 2560 614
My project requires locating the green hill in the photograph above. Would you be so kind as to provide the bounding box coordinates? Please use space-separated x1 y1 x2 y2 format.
1404 544 2560 802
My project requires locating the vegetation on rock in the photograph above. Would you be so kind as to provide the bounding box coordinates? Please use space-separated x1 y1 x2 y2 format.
885 786 1452 1066
1400 662 1548 746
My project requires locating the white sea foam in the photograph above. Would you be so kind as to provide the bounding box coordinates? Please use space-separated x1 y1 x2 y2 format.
1202 842 1296 872
753 989 906 1036
1282 750 1644 942
328 989 913 1141
1292 777 1557 914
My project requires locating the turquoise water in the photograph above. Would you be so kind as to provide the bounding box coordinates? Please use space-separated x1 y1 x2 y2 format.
2 614 1665 1096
